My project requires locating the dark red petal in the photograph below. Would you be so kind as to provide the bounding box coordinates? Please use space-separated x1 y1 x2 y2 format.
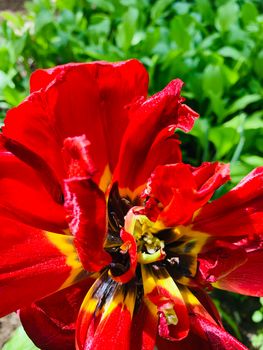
76 273 136 350
20 279 93 350
3 60 148 194
193 166 263 237
0 217 85 317
114 79 198 196
0 151 66 232
156 331 211 350
130 299 158 350
214 249 263 296
144 162 229 226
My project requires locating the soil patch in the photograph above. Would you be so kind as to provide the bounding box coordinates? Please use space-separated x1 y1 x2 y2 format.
0 0 25 11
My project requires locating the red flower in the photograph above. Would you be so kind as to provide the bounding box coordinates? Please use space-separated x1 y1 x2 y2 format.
0 60 261 350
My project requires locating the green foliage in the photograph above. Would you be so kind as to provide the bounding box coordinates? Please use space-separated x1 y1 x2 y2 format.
3 326 39 350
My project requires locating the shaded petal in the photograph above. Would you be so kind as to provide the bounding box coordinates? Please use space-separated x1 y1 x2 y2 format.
156 331 211 350
109 229 137 284
114 79 198 197
144 162 229 226
193 166 263 237
141 265 189 341
76 273 136 350
0 151 66 232
20 279 93 350
180 287 248 349
130 299 158 350
190 314 248 350
2 60 148 195
64 178 111 272
0 217 85 317
214 249 263 296
198 241 247 285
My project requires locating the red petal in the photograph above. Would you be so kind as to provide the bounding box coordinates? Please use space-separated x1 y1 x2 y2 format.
190 314 248 350
0 151 66 232
76 273 136 350
20 279 93 350
114 79 198 196
3 60 148 194
64 177 111 272
141 266 189 341
130 299 158 350
110 229 137 284
144 162 229 226
0 217 85 317
193 166 263 237
198 241 247 285
214 249 263 296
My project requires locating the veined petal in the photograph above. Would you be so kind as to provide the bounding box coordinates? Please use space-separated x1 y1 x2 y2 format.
197 241 247 285
144 162 229 226
0 217 86 317
20 279 94 350
214 249 263 296
141 265 189 341
76 273 136 350
2 60 148 194
130 299 158 350
0 151 66 232
193 166 263 237
114 79 198 197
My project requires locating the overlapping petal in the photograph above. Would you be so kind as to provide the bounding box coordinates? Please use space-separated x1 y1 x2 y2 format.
2 60 149 197
0 216 85 317
20 279 94 350
63 135 111 272
114 79 198 198
193 166 263 237
0 151 66 232
144 162 230 226
76 273 136 350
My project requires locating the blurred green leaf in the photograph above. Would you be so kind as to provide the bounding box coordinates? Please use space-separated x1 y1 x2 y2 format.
3 326 39 350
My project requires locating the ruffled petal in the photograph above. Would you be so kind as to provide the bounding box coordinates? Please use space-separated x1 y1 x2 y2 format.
130 299 158 350
2 60 149 196
141 265 189 341
144 162 229 226
114 79 198 198
193 166 263 237
20 279 93 350
0 217 85 317
0 151 66 232
214 248 263 296
76 273 136 350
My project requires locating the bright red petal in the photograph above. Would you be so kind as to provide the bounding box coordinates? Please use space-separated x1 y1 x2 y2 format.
144 162 229 226
0 217 85 317
76 273 136 350
0 151 66 232
193 166 263 237
2 60 148 195
114 79 198 197
141 265 189 341
214 249 263 296
190 314 248 350
130 299 158 350
20 279 93 350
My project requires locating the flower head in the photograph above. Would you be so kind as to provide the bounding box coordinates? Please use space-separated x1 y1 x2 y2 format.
0 60 262 350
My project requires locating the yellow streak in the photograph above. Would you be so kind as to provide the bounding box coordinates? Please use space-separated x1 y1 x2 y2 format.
45 232 85 289
99 164 112 193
